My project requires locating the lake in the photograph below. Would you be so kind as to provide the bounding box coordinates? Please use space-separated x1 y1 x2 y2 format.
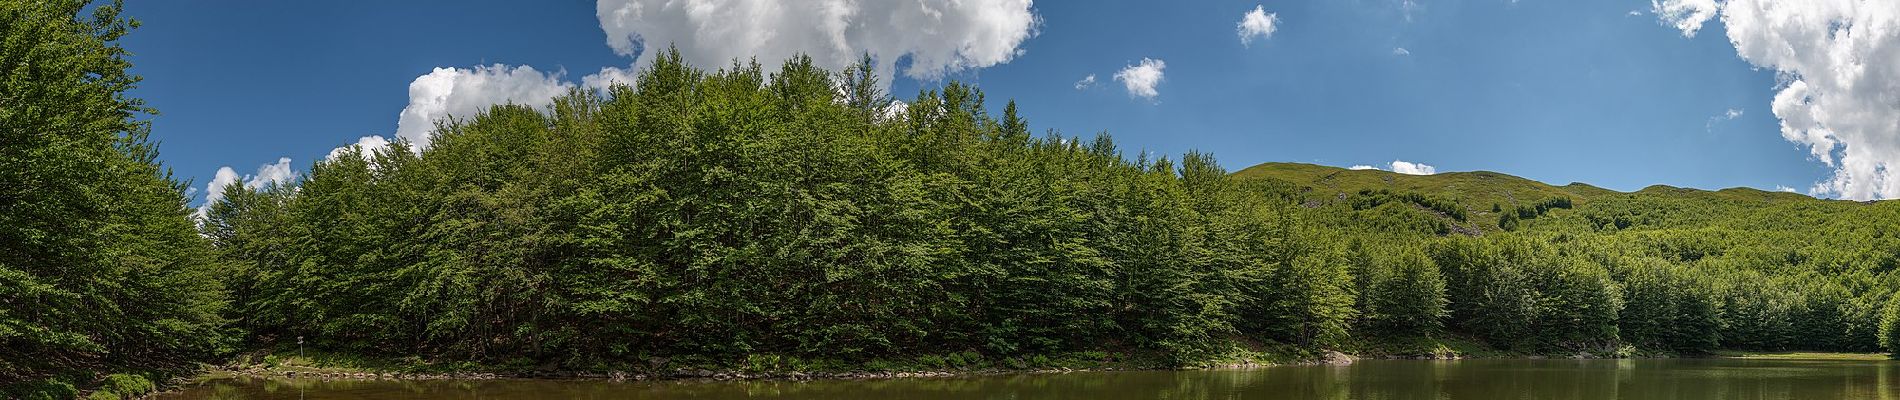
157 358 1900 399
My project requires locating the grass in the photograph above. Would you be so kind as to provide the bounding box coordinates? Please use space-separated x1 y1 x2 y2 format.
227 348 487 376
1231 162 1592 211
1707 350 1892 361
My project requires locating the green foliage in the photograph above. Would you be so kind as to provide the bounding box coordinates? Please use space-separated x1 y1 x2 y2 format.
1254 231 1357 348
194 49 1315 368
1880 297 1900 354
98 374 152 396
1351 189 1468 221
1613 258 1721 353
2 0 227 389
1365 247 1447 339
1430 237 1625 352
4 379 76 400
79 373 152 400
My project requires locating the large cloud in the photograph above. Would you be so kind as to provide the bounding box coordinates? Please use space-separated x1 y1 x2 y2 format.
395 65 575 150
595 0 1039 89
320 64 575 160
1659 0 1900 199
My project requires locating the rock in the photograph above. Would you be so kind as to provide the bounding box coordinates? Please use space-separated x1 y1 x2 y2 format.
1322 351 1356 366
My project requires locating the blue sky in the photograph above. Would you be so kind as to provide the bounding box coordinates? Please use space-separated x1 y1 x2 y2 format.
121 0 1884 208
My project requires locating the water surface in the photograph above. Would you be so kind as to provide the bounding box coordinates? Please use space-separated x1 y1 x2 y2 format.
158 358 1900 399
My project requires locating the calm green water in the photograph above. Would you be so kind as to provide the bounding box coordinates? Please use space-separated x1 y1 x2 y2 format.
158 358 1900 400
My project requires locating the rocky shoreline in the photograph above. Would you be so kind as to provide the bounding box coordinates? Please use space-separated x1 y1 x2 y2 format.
201 348 1669 385
222 365 1135 382
208 350 1396 384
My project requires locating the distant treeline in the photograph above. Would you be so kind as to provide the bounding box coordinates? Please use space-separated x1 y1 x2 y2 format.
9 2 1900 397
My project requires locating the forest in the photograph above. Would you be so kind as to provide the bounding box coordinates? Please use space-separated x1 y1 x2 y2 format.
7 1 1900 397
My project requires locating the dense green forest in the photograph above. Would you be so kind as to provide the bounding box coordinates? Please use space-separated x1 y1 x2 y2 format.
8 1 1900 397
3 1 227 397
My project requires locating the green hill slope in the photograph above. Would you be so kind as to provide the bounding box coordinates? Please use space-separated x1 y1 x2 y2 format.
1233 162 1590 208
1231 162 1872 234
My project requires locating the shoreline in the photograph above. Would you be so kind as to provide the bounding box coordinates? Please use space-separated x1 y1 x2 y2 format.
179 350 1891 386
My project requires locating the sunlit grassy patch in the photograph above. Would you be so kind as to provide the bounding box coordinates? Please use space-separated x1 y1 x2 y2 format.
1708 351 1891 361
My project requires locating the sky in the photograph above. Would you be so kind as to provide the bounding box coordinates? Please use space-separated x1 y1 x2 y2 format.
115 0 1900 211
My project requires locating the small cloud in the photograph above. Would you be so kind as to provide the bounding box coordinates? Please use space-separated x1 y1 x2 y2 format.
1237 5 1279 47
326 135 393 162
881 99 909 120
1392 47 1411 56
1627 9 1645 16
1775 185 1798 193
195 157 296 220
583 65 638 93
1651 0 1720 38
1114 58 1167 101
1706 108 1743 131
1074 74 1097 90
1390 160 1436 175
250 157 295 187
1349 160 1436 175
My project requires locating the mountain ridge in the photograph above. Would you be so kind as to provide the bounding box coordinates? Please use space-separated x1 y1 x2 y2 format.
1232 161 1847 205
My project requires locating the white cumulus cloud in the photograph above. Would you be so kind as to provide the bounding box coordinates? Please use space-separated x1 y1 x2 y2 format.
1347 160 1436 175
1114 58 1166 101
1237 5 1279 47
395 64 575 151
196 157 295 220
1651 0 1721 38
326 135 394 162
1390 160 1437 175
581 65 640 93
1659 0 1900 200
595 0 1039 90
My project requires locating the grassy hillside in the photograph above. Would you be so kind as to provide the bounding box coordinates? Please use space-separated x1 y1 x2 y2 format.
1231 162 1873 234
1232 162 1588 208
